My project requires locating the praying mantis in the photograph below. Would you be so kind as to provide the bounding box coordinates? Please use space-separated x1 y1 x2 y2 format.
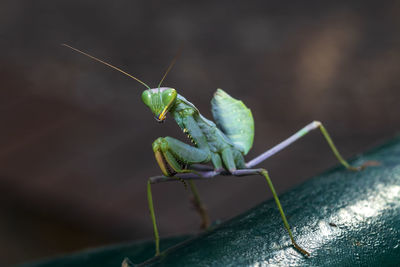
62 44 366 258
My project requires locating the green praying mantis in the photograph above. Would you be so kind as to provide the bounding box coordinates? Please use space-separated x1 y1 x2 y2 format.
63 44 367 258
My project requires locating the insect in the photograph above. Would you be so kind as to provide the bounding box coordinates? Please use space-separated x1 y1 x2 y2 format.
63 44 366 257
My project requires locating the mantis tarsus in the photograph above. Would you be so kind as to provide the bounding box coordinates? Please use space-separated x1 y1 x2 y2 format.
63 44 367 258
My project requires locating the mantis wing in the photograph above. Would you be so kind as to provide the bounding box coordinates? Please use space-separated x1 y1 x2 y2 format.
211 89 254 155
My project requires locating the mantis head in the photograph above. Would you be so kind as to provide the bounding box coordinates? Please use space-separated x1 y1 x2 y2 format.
141 88 177 122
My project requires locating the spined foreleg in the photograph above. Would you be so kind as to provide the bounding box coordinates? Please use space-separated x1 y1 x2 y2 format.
148 136 211 256
152 136 210 176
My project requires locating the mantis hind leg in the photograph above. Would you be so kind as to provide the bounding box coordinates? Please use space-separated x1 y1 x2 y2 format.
232 168 310 257
247 121 373 170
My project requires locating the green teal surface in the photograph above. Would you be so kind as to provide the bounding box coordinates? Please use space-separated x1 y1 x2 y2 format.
19 136 400 266
18 236 190 267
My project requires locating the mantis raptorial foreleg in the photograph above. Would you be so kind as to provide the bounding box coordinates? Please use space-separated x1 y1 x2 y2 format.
152 136 210 176
149 136 211 255
152 136 210 221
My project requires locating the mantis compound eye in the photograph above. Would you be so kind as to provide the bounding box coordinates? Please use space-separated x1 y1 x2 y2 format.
141 90 152 107
157 88 177 121
161 88 177 107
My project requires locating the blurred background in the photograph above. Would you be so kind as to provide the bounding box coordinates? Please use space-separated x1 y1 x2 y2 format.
1 0 400 265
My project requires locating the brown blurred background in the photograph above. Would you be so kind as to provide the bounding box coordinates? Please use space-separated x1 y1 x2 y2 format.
1 1 400 265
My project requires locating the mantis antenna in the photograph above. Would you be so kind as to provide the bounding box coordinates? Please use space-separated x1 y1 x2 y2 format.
157 45 184 88
61 44 151 90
